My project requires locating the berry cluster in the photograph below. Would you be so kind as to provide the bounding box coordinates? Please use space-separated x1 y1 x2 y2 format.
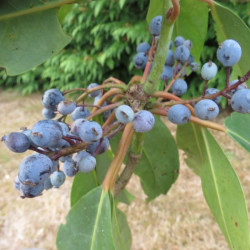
133 15 249 125
1 15 249 199
2 85 155 198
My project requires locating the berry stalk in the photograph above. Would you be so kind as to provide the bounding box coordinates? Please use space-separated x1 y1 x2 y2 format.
143 0 175 94
102 123 134 191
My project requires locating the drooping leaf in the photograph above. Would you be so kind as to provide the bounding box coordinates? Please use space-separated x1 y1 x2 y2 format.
135 116 179 201
115 189 135 205
0 1 72 75
57 186 115 250
173 0 209 62
112 205 132 250
176 123 204 176
70 170 98 207
224 112 250 152
146 0 164 24
201 128 250 249
70 150 113 207
210 2 250 84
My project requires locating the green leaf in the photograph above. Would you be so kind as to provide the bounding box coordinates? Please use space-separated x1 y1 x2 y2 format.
176 123 204 176
115 189 135 205
146 0 164 24
225 112 250 152
57 186 115 250
70 150 113 207
0 1 71 75
173 0 208 62
57 4 73 23
112 206 132 250
211 2 250 84
201 128 250 250
96 150 113 184
135 116 179 201
70 171 98 207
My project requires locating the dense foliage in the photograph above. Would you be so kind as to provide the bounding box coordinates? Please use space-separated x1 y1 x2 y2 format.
0 0 248 96
0 0 150 94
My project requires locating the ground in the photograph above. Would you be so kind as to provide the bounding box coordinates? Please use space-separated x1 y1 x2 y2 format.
0 91 249 250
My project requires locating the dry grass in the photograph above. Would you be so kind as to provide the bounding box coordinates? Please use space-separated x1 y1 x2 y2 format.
0 91 249 250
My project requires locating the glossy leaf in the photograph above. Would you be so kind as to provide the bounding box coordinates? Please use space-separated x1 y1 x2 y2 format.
211 2 250 84
225 112 250 152
0 1 71 75
112 206 132 250
146 0 164 24
70 171 98 207
135 116 179 201
57 186 115 250
176 123 203 176
201 128 250 250
173 0 208 62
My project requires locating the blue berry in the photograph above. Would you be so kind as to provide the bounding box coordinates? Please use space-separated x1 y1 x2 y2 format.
174 45 190 63
194 100 219 120
71 119 87 136
171 79 188 96
205 88 221 104
217 39 242 67
20 183 44 198
42 89 64 111
57 101 76 115
229 80 247 95
174 36 185 47
62 159 78 177
201 61 218 80
71 107 90 121
87 137 109 155
87 83 101 98
176 64 186 77
115 105 134 124
169 40 173 50
137 42 150 53
59 154 73 163
133 52 148 69
231 89 250 113
188 55 194 65
14 176 20 191
161 66 174 81
168 104 191 124
183 40 192 50
74 151 96 173
42 108 56 119
18 153 53 186
132 110 155 133
149 15 162 36
190 62 200 72
165 50 175 66
44 177 53 190
50 171 66 188
31 119 63 148
78 121 103 143
2 132 30 153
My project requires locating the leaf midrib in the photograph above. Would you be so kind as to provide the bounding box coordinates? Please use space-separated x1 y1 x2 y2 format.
90 190 105 250
227 128 250 150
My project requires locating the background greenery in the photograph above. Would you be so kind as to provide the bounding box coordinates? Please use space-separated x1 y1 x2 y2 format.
0 0 248 96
